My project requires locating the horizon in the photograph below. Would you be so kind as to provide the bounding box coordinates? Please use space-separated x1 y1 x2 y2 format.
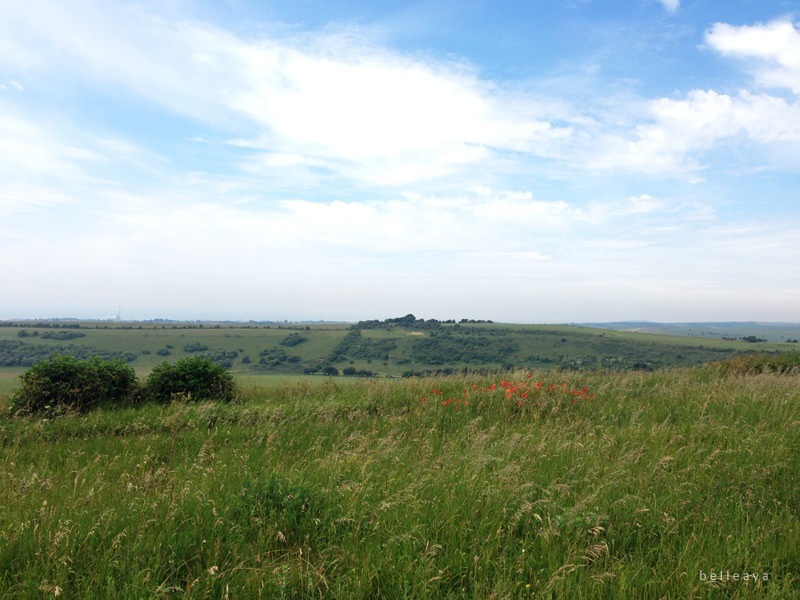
2 1 799 323
2 315 800 327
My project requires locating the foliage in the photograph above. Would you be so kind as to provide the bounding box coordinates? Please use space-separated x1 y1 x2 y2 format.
10 356 138 414
741 335 768 343
197 348 238 369
145 356 236 403
328 330 396 362
183 341 210 353
39 331 86 340
342 367 376 377
0 340 136 367
279 332 307 347
259 348 301 368
411 329 519 365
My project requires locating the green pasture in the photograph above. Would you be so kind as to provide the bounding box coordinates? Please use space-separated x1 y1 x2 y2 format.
1 320 797 385
0 367 798 598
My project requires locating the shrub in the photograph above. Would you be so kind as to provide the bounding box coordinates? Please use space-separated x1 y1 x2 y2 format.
146 356 236 403
11 356 138 415
280 332 308 347
183 341 209 353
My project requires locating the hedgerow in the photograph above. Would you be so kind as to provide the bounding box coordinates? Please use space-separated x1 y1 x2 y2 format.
11 355 138 415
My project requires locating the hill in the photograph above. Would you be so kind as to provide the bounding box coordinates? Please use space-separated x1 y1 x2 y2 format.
1 315 798 392
581 321 800 343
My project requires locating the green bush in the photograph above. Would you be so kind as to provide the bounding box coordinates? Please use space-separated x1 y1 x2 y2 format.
11 356 138 415
146 356 236 403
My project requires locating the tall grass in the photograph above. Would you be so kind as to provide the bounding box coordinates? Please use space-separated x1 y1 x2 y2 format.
0 368 798 598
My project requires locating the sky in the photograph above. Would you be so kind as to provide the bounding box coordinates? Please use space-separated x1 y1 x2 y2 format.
1 0 799 323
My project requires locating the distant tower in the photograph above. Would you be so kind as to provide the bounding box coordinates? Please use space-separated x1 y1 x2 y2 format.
117 306 121 322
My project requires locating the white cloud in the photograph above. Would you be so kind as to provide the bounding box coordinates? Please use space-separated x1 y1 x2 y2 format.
0 1 575 188
3 2 798 186
586 89 800 176
706 20 800 94
658 0 680 13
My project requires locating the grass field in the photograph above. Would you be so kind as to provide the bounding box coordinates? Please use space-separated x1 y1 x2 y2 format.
1 365 798 598
2 320 796 392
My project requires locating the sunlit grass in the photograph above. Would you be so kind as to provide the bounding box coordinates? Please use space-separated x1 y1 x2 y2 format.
1 368 798 597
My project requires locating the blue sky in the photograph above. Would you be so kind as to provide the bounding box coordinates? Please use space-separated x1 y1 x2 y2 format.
1 0 799 322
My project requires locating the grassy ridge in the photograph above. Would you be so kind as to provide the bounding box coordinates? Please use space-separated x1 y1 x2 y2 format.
1 368 798 598
1 320 796 393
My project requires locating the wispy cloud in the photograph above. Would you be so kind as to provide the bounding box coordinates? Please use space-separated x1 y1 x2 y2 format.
706 20 800 94
658 0 680 13
0 1 798 321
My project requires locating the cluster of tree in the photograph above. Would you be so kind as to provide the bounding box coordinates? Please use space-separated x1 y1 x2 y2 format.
41 330 86 340
355 314 493 331
410 330 519 365
183 342 210 352
303 365 340 376
722 335 769 343
196 348 239 369
328 330 396 362
259 347 301 367
279 333 308 347
17 330 86 340
341 367 376 377
0 340 137 367
1 322 83 329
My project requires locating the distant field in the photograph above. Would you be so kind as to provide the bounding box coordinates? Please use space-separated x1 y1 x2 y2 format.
1 318 797 394
583 321 800 342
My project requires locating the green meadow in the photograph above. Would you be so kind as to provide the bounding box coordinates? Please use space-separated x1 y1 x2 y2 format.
1 319 799 597
2 317 797 393
1 364 799 598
